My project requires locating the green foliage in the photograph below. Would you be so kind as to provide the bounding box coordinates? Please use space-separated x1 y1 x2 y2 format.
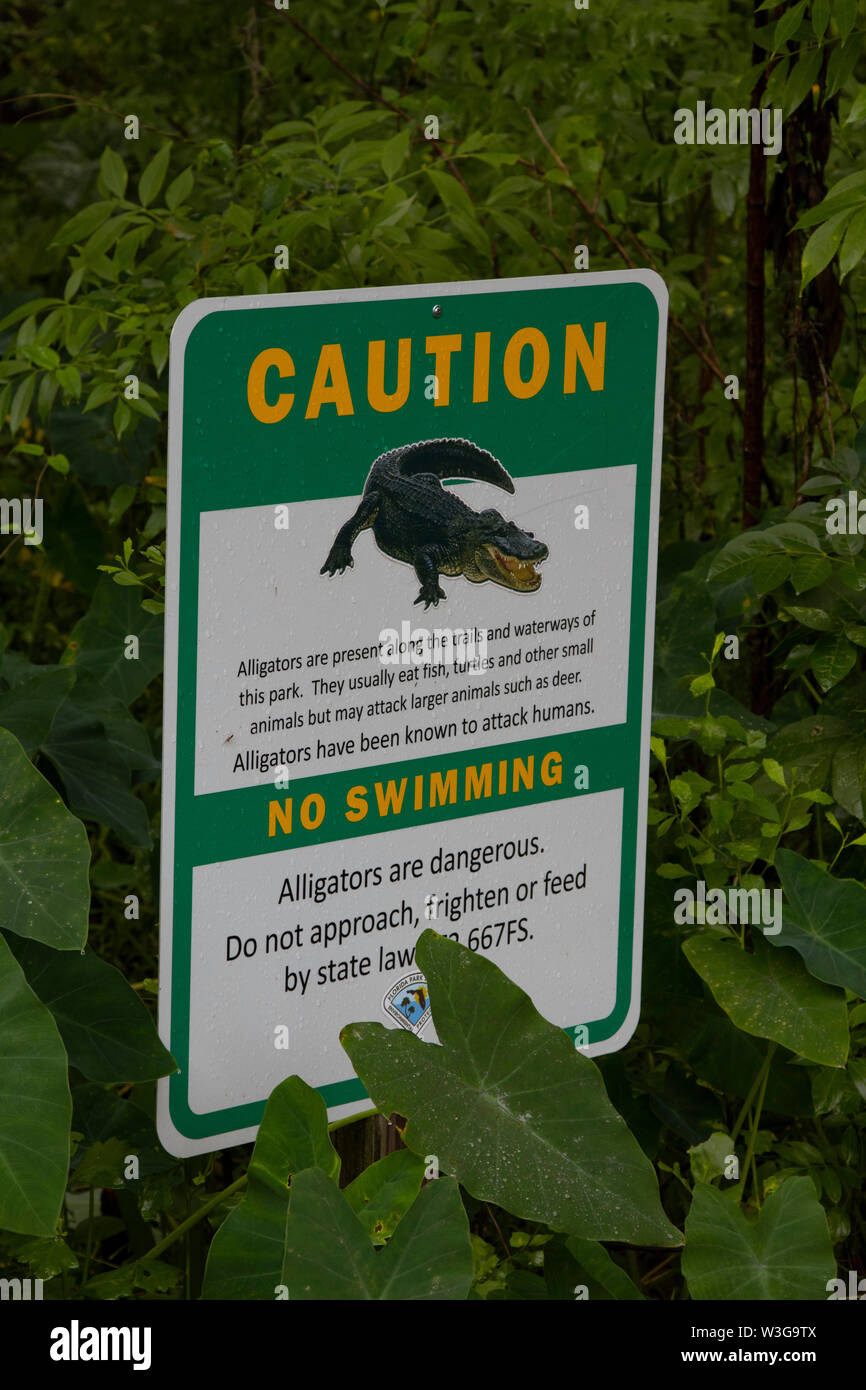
776 848 866 994
683 933 849 1067
281 1168 473 1301
202 1073 473 1301
683 1178 835 1300
0 727 90 947
203 1076 340 1300
7 936 174 1082
342 931 680 1246
345 1149 427 1245
0 933 70 1235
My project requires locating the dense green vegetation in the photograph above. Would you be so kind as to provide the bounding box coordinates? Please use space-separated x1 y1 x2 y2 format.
1 0 865 1300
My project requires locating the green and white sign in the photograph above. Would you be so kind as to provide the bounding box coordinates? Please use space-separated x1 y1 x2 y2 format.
157 271 667 1157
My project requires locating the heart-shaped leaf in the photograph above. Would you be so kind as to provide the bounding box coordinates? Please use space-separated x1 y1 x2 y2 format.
62 576 163 704
683 1178 834 1299
345 1148 426 1245
0 728 89 949
7 936 175 1082
281 1167 473 1300
774 848 866 998
683 931 848 1067
202 1075 340 1300
0 932 70 1235
341 931 681 1246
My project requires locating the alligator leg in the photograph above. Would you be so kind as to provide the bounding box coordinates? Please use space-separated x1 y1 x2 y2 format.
320 492 380 576
413 546 447 609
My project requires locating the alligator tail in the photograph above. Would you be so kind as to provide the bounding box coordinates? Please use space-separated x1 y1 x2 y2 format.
370 437 515 494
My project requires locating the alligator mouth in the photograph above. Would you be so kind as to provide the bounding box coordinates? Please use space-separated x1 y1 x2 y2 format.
485 543 543 591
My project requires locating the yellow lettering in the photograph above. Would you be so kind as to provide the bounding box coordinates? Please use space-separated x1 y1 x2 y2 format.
368 339 411 413
375 778 407 815
503 328 549 399
430 769 458 806
268 799 292 837
563 323 606 393
472 331 491 403
300 794 325 830
425 334 462 407
345 785 368 822
305 343 354 419
512 756 535 791
541 751 563 786
466 763 492 800
248 349 295 423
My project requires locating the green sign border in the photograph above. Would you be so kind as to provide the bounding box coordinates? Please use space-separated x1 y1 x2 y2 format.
157 271 667 1157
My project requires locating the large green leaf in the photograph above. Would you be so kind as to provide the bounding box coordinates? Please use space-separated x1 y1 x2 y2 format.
766 715 849 795
345 1148 427 1245
707 522 820 585
341 931 681 1246
202 1075 340 1300
683 1178 835 1300
281 1167 473 1300
6 936 175 1082
41 687 152 847
0 665 75 751
642 892 812 1116
59 676 159 778
0 727 89 948
0 932 70 1235
774 849 866 998
682 932 848 1067
802 207 857 290
62 576 163 704
544 1234 645 1300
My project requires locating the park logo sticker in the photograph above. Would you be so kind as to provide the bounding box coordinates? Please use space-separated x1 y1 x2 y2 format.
383 973 432 1035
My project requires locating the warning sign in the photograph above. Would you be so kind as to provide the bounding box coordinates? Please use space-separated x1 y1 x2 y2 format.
158 272 667 1156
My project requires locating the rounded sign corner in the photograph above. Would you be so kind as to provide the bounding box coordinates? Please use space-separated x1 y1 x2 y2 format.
590 992 642 1058
630 268 669 320
169 296 225 361
156 1083 197 1160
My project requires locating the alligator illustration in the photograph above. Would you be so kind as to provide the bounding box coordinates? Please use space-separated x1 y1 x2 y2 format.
320 438 548 609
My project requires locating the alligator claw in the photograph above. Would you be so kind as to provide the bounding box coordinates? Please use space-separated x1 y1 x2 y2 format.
320 551 354 576
414 585 445 609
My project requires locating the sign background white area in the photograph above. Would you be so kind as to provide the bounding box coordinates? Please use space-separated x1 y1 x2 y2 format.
194 467 636 794
187 791 622 1114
